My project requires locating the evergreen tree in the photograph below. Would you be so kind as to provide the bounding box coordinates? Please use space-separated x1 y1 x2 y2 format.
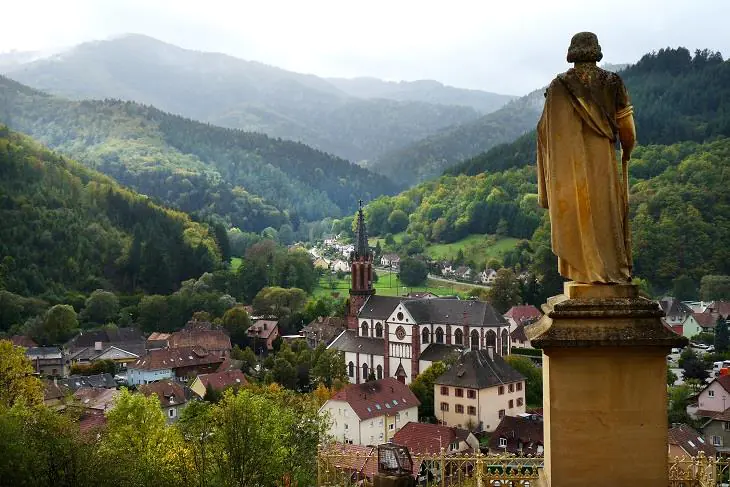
715 316 730 353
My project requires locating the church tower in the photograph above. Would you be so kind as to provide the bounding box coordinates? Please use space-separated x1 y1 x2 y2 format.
348 200 375 329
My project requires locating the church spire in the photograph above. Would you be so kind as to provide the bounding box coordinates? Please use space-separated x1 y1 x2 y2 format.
354 199 369 260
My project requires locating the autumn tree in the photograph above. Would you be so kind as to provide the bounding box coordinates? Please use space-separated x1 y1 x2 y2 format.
0 340 43 408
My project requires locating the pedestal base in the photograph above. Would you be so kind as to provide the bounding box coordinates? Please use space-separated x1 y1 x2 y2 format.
526 283 687 487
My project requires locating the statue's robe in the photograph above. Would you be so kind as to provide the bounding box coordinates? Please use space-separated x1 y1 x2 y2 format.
537 67 636 283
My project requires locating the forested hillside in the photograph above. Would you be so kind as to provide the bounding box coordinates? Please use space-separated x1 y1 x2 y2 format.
1 34 507 162
0 75 398 228
362 48 730 294
0 125 221 298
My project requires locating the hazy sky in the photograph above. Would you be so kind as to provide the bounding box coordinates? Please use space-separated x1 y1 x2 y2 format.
2 0 729 95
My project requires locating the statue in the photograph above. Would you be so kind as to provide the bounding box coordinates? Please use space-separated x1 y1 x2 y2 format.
537 32 637 284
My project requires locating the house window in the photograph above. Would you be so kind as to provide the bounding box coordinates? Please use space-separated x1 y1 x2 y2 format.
344 424 348 430
375 322 383 338
467 406 476 415
454 329 463 345
713 435 723 446
441 386 449 396
450 441 459 451
455 388 464 397
436 327 444 344
348 362 354 377
499 409 505 419
455 405 464 414
389 423 394 431
508 384 514 393
440 402 449 412
517 382 522 391
377 365 383 380
509 400 514 409
361 322 369 337
467 389 476 399
345 439 353 444
498 386 504 395
709 390 715 398
499 437 507 447
422 328 430 344
724 422 730 431
517 398 524 407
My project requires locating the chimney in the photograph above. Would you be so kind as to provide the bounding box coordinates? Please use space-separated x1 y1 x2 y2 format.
94 341 103 351
487 346 494 360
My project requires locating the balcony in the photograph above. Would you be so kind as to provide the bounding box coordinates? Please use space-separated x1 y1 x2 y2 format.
317 447 730 486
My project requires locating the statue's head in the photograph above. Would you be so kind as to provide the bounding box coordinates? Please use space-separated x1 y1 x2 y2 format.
567 32 603 63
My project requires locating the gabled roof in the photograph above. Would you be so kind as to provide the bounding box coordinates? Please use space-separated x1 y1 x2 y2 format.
169 328 232 351
435 349 525 389
504 305 542 324
25 347 63 359
90 345 139 361
147 332 171 342
510 323 529 342
301 316 347 344
418 343 463 362
328 329 384 355
65 328 145 349
668 424 716 457
247 320 279 340
489 415 544 455
197 369 248 391
694 311 720 329
358 295 403 319
320 444 380 480
73 387 119 411
659 297 693 318
138 380 188 407
328 377 420 421
10 335 37 348
130 346 224 371
391 421 474 455
60 373 116 391
709 301 730 318
402 298 506 327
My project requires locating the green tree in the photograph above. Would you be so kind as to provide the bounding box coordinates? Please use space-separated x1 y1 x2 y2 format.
701 275 730 301
232 345 258 373
672 275 698 301
505 355 543 408
487 268 522 314
222 305 251 346
311 346 347 388
0 340 44 408
80 289 120 325
668 384 695 426
177 400 216 487
32 304 78 345
399 257 428 287
667 368 678 386
387 209 409 233
409 361 447 420
716 316 730 353
271 357 297 390
252 287 307 317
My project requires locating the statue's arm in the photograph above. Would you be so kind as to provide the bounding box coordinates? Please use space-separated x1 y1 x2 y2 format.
617 107 636 163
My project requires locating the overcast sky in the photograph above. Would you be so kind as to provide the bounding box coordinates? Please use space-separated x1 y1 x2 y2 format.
2 0 729 95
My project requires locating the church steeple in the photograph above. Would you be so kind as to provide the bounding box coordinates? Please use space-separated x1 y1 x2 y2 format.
354 199 370 260
348 199 375 329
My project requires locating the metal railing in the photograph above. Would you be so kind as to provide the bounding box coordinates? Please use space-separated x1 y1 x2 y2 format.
318 448 730 486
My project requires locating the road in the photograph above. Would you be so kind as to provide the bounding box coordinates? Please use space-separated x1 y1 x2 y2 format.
426 274 491 290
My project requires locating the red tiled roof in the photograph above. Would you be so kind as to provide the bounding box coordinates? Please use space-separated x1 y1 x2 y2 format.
709 301 730 317
488 415 544 455
169 329 231 352
78 412 107 434
504 305 542 324
198 370 248 391
392 422 472 455
247 320 279 340
693 311 720 328
147 332 171 341
321 444 380 480
10 335 38 348
329 377 420 421
131 346 224 371
669 424 716 457
138 380 188 407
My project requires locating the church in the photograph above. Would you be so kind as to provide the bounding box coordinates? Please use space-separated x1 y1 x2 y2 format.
328 203 511 385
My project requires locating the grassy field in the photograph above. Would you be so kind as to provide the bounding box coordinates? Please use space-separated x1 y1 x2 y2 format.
368 232 405 248
312 270 478 299
425 235 519 263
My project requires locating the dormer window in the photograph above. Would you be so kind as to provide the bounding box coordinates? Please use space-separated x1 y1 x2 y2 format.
499 437 507 447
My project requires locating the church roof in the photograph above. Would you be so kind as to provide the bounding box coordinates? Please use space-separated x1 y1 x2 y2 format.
435 349 525 390
403 299 506 327
328 330 384 356
358 295 403 319
418 343 463 362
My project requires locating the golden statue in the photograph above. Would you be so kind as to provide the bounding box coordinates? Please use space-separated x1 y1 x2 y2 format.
537 32 637 284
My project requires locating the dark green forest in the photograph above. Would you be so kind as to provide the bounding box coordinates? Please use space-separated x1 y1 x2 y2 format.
0 75 399 229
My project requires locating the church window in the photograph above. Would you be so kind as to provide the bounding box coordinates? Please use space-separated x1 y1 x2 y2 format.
361 322 369 337
397 312 404 321
362 363 369 380
501 329 509 356
486 330 497 349
377 364 383 379
454 328 463 345
471 330 480 350
395 326 406 340
348 362 354 377
422 328 429 344
375 322 383 338
435 327 444 344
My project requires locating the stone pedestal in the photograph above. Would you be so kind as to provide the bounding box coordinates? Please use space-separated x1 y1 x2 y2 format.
527 283 687 487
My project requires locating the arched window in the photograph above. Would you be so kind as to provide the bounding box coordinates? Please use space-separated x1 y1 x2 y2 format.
435 327 444 344
470 330 480 350
454 328 463 345
361 321 369 337
375 322 383 338
348 361 354 377
422 328 430 344
362 363 369 381
486 330 497 350
501 329 509 356
377 364 383 380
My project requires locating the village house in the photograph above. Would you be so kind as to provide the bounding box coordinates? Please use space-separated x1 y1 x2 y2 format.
146 332 171 351
190 369 248 399
26 346 69 377
138 380 189 422
504 305 542 328
313 257 330 270
380 253 401 270
434 348 526 432
64 328 146 366
693 311 720 335
127 346 224 385
681 314 704 339
300 316 347 348
660 297 694 328
479 268 498 285
688 375 730 420
453 266 474 281
246 319 280 352
168 327 232 358
331 259 350 273
488 413 544 455
510 323 532 349
668 423 716 458
319 377 420 446
392 421 479 455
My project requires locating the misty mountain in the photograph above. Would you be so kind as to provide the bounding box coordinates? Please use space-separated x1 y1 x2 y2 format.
326 77 516 113
0 34 512 163
0 75 399 229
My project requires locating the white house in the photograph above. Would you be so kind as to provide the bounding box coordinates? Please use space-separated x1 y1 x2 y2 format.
319 377 420 445
479 268 498 285
332 260 350 273
380 254 401 269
